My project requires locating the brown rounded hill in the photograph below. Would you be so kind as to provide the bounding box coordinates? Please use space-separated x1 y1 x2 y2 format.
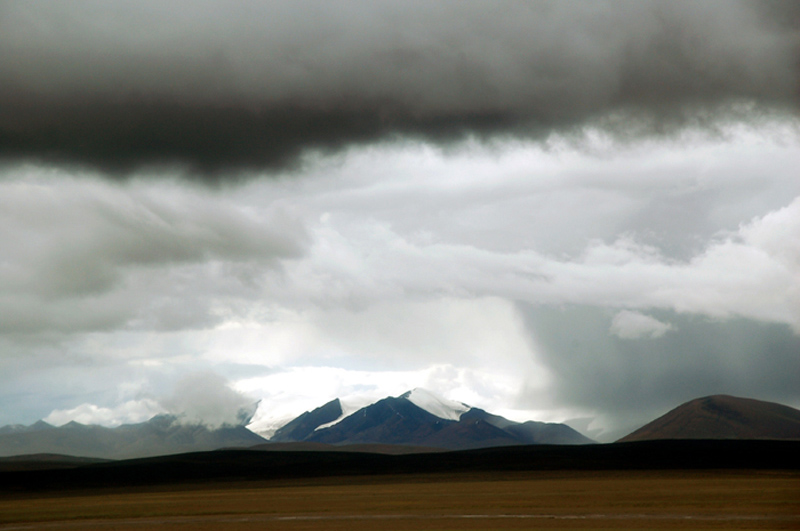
619 395 800 442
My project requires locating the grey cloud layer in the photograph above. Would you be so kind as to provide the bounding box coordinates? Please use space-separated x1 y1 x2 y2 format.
263 139 800 333
521 305 800 439
1 0 797 178
0 174 303 335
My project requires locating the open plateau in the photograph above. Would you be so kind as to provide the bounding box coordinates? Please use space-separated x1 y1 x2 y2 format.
1 392 798 530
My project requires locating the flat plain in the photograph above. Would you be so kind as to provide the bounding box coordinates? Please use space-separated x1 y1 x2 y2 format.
2 469 798 530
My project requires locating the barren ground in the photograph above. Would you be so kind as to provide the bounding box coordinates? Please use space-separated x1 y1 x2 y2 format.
1 470 798 530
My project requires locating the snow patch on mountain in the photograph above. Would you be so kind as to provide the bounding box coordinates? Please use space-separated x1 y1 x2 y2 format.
314 395 379 431
248 414 297 439
404 388 470 421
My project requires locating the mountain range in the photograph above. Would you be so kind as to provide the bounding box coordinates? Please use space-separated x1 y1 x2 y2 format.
0 389 590 459
0 415 266 460
271 388 593 450
2 391 798 460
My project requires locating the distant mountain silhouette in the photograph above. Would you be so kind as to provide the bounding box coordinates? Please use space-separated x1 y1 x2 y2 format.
619 395 800 442
276 389 594 450
0 415 266 459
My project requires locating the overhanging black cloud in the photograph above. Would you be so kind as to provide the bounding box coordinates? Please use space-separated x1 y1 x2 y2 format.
0 97 522 175
1 0 798 180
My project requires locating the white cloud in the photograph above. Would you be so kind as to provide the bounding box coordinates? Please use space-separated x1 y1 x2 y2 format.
609 310 674 339
267 163 800 331
267 201 800 333
44 399 162 427
160 372 258 427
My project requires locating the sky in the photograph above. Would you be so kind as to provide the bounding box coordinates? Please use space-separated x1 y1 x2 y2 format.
1 0 798 442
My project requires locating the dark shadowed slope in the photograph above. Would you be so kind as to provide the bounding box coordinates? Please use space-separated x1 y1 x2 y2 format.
462 408 595 445
307 395 453 446
270 399 343 442
619 395 800 442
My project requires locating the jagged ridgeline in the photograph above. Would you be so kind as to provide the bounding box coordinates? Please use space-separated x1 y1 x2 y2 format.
5 391 799 461
0 389 592 459
268 388 593 450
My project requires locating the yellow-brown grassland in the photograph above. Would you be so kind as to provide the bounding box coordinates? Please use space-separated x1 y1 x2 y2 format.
1 469 798 530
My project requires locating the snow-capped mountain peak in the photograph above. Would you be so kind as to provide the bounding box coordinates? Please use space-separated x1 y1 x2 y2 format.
314 396 377 431
267 389 594 449
402 388 470 421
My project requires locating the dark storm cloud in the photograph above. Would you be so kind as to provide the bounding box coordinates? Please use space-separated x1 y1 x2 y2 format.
1 0 797 180
519 304 800 440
